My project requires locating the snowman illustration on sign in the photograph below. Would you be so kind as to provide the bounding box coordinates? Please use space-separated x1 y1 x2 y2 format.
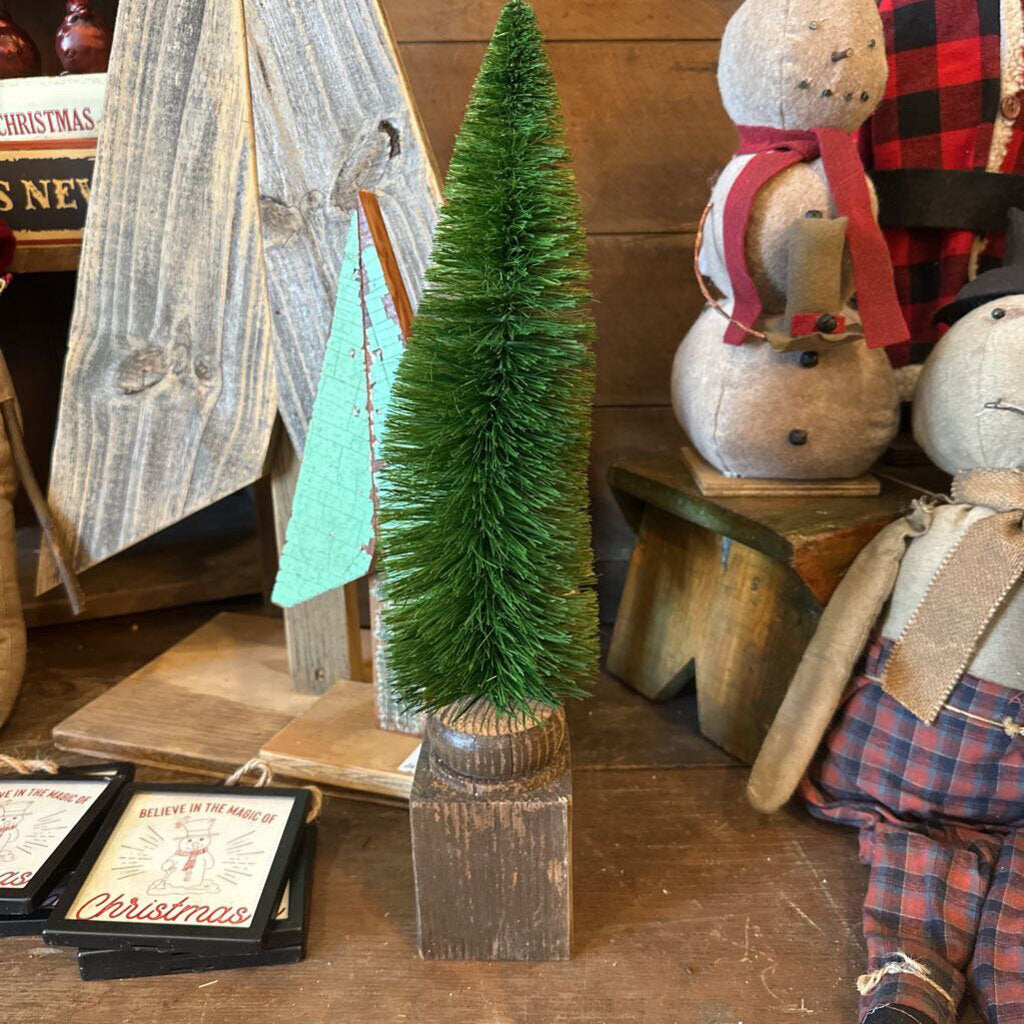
148 817 219 895
0 801 30 862
673 0 907 481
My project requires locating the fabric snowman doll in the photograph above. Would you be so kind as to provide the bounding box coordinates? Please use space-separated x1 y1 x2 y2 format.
150 818 218 895
672 0 906 480
0 801 29 862
749 208 1024 1023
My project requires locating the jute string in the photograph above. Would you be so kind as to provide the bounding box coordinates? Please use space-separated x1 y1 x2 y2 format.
857 951 956 1012
0 755 58 775
882 469 1024 723
223 758 323 825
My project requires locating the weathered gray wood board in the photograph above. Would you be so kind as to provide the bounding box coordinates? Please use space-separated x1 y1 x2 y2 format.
38 0 277 593
242 0 441 453
40 0 442 607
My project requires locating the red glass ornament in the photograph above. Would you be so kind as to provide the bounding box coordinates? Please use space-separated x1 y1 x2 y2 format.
56 0 112 75
0 6 41 80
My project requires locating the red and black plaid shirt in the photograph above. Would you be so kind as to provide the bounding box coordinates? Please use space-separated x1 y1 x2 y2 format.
866 0 1024 365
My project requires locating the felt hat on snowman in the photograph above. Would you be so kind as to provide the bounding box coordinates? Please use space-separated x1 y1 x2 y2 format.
177 817 215 837
934 208 1024 326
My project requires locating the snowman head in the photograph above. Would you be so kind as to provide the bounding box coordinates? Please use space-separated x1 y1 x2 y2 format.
913 211 1024 474
175 817 214 851
719 0 888 134
0 802 30 828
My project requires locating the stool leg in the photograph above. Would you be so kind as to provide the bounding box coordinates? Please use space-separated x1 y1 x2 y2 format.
696 538 820 765
607 506 718 701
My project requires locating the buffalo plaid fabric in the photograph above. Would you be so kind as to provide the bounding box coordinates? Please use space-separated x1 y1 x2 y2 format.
802 636 1024 1024
866 0 1024 365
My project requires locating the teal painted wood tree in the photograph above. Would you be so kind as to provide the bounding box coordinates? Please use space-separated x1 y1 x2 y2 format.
378 0 598 718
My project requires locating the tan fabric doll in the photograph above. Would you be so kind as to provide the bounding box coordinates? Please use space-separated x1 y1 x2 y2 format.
673 0 904 480
749 209 1024 1024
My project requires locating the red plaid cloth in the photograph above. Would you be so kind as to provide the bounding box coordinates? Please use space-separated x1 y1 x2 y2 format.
866 0 1024 366
803 636 1024 1023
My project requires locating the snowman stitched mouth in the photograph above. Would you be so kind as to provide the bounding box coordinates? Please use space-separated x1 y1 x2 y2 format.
984 399 1024 417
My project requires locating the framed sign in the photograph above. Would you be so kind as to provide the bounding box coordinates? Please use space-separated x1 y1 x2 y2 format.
0 762 131 916
45 783 311 954
76 826 316 979
0 72 105 269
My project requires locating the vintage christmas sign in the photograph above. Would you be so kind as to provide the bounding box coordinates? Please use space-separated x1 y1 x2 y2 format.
0 73 105 257
0 763 130 918
45 783 311 954
75 826 316 979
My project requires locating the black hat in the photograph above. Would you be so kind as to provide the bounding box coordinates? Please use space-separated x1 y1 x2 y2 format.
934 207 1024 326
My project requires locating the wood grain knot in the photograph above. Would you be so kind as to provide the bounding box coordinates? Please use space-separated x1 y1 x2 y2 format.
115 347 167 394
427 702 566 782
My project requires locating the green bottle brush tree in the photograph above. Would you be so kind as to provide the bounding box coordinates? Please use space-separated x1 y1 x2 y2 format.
379 0 599 719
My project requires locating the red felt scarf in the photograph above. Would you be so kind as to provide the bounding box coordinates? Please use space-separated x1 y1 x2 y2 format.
723 125 909 349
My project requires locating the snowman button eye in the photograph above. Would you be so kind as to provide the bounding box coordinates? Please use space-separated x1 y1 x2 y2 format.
993 308 1007 320
822 89 833 98
809 20 819 30
868 38 877 48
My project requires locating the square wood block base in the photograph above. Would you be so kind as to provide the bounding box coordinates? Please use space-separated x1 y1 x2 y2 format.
410 732 572 961
52 612 419 801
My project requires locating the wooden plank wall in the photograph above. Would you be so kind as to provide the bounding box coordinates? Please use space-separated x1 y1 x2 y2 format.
379 0 741 618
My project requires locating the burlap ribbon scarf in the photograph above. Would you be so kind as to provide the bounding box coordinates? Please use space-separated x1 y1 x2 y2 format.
882 469 1024 722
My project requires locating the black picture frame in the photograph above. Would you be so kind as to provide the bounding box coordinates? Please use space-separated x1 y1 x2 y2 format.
44 783 311 955
76 825 316 979
0 762 133 916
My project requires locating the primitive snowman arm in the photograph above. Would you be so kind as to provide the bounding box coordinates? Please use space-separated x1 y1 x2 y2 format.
747 504 934 813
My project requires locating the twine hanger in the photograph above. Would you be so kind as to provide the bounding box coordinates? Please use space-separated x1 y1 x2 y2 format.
0 754 59 776
223 758 323 824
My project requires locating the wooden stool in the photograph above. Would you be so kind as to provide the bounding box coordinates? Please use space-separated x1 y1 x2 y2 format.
606 457 918 765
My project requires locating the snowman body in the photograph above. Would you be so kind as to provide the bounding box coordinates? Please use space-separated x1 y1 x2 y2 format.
673 0 902 480
159 839 214 892
152 820 218 895
673 304 899 479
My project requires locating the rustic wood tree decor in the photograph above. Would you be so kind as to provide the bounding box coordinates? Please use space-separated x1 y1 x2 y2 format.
43 0 441 786
379 0 598 960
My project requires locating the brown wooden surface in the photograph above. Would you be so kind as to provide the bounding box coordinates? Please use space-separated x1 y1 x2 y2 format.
399 41 734 236
0 600 986 1023
261 677 420 800
681 445 882 498
385 0 741 41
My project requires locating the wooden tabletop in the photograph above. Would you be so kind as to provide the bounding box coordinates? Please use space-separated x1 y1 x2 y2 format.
0 600 983 1023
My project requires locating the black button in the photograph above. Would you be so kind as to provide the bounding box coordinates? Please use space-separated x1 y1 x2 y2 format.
789 429 808 446
804 209 824 219
816 313 839 333
799 351 819 368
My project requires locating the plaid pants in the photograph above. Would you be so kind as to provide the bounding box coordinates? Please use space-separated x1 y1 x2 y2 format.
803 637 1024 1024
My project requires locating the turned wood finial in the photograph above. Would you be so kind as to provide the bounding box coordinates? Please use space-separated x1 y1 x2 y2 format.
427 701 567 783
56 0 113 75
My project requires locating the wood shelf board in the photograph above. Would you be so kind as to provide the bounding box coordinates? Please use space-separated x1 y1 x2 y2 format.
52 611 381 787
52 612 317 774
261 679 421 801
680 445 882 498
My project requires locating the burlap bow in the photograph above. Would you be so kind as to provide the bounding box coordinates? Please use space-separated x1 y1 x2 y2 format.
881 469 1024 723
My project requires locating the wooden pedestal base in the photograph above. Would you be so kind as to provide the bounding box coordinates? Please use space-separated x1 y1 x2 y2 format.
680 445 881 497
51 611 420 801
411 704 572 962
